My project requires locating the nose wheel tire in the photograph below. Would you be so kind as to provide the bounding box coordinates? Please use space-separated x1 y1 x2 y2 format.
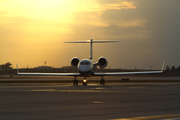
83 81 87 85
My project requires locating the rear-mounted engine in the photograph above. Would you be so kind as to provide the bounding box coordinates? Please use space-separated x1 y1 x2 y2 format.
71 57 80 68
98 57 108 68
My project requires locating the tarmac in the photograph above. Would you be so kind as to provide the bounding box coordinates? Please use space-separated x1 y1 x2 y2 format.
1 76 180 120
1 75 180 83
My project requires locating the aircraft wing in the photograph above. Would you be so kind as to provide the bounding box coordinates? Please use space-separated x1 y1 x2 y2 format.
16 64 80 76
17 72 80 76
94 70 162 76
94 61 165 76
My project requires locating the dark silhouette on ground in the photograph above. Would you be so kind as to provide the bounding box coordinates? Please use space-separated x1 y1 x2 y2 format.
0 62 12 69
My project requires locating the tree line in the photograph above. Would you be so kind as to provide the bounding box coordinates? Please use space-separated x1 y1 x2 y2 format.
164 65 180 75
0 62 12 69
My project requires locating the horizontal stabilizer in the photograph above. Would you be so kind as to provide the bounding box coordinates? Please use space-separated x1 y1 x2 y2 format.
64 40 120 43
64 39 121 60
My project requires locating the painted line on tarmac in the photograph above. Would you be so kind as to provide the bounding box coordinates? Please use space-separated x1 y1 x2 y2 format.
110 114 180 120
28 89 125 93
29 89 102 92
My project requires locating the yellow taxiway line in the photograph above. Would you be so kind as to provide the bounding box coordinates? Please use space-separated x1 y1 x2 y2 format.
110 113 180 120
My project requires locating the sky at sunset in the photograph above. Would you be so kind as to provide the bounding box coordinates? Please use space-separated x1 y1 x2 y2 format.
1 0 180 69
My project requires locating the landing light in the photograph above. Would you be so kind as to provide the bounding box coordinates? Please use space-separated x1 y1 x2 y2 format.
83 80 87 83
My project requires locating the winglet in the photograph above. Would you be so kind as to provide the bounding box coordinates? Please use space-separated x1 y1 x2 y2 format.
161 61 165 73
16 64 19 74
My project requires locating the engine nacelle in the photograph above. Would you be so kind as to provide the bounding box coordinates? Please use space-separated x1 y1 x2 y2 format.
71 57 80 68
98 57 108 68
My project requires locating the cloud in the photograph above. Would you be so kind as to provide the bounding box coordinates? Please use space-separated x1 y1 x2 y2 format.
70 3 148 40
130 0 180 67
65 0 180 68
89 0 136 15
100 8 147 28
100 1 136 10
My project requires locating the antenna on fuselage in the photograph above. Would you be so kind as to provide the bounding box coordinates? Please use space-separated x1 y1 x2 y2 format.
64 39 121 60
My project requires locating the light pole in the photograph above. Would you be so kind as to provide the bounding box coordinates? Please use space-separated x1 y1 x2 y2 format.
44 61 47 67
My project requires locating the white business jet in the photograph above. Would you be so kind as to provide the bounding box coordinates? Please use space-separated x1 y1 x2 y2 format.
17 39 165 85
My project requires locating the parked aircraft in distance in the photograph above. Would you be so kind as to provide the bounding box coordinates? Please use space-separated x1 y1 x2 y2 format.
17 38 165 85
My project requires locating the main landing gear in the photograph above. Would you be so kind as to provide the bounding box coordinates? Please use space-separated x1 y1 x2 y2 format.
100 76 105 85
73 76 78 85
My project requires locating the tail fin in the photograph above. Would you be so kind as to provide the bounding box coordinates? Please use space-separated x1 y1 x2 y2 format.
64 38 121 60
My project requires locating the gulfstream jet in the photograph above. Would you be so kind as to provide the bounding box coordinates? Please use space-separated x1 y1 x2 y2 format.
17 39 165 85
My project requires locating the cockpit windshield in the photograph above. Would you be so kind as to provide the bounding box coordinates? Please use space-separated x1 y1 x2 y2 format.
85 62 90 65
80 61 90 65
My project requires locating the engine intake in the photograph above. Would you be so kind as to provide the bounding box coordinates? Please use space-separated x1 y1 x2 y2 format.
71 57 80 68
98 57 108 68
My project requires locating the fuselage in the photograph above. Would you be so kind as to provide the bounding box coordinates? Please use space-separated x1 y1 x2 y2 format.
77 59 95 76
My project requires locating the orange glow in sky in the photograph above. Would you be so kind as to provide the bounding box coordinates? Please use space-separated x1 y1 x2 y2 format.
1 0 179 69
0 0 137 68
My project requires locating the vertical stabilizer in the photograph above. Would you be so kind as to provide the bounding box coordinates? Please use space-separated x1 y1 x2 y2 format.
90 38 93 60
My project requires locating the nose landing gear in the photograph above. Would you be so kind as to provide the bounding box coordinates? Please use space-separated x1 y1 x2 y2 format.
83 79 87 85
73 76 87 86
73 76 105 86
83 77 87 85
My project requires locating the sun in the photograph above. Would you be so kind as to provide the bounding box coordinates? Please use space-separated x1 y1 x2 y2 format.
18 0 74 21
0 0 82 21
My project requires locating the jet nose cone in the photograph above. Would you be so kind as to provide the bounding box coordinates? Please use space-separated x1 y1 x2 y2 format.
78 59 92 73
79 65 88 72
